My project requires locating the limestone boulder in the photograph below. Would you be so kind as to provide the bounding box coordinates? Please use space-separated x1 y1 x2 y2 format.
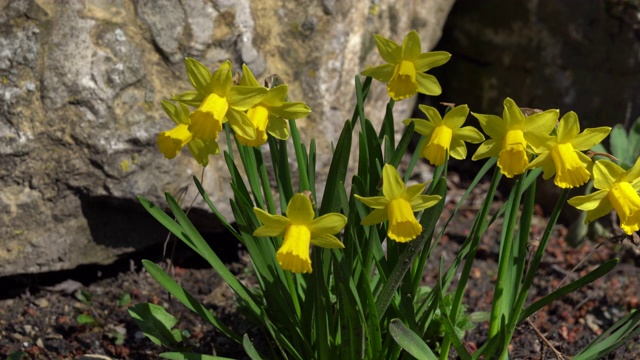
0 0 455 275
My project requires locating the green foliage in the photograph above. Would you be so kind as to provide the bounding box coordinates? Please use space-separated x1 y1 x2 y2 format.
132 48 637 359
129 303 184 348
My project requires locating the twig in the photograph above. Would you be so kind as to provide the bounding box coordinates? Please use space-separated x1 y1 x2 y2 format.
526 318 566 360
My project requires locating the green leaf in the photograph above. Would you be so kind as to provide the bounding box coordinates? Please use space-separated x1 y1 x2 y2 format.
629 118 640 162
519 258 619 321
7 351 27 360
609 124 627 160
573 309 640 360
243 334 265 360
142 260 242 343
320 120 352 214
160 352 235 360
117 293 132 307
184 58 212 93
389 319 438 360
128 303 183 347
76 314 98 326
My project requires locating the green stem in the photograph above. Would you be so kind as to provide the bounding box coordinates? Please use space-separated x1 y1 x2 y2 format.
488 173 527 339
440 165 502 359
504 189 571 345
289 120 310 192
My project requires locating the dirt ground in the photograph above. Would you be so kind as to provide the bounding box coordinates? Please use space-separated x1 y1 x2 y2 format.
2 180 640 359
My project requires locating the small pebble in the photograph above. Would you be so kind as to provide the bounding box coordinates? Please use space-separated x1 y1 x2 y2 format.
114 29 126 42
34 298 49 308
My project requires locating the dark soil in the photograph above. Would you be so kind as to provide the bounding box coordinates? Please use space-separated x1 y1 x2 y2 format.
2 183 640 359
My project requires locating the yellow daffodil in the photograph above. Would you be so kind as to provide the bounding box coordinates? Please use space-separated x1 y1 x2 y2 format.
527 111 611 188
403 104 485 166
235 65 311 147
471 98 558 178
361 30 451 101
157 100 219 166
355 164 441 242
182 60 267 143
253 193 347 273
568 158 640 235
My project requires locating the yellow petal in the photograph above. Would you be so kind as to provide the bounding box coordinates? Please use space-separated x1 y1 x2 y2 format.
623 156 640 187
387 60 418 101
355 194 389 209
253 208 289 237
225 109 254 142
382 164 406 199
568 190 609 211
571 127 611 151
402 183 428 201
372 33 401 64
409 194 441 212
403 118 435 137
442 105 469 129
557 111 580 143
270 101 311 120
522 109 559 135
400 30 421 60
277 224 312 273
415 72 442 96
472 112 506 140
240 63 261 87
187 138 219 166
361 208 388 225
608 182 640 234
266 116 289 140
157 124 192 159
585 196 613 225
414 51 451 72
593 160 624 190
309 213 347 236
449 139 467 160
262 85 288 108
418 104 443 126
286 193 315 225
310 234 345 249
422 124 453 166
453 126 485 144
503 98 525 129
188 93 227 141
387 198 422 242
361 64 394 82
227 85 267 111
497 129 529 177
549 143 590 188
472 139 501 160
210 60 233 96
236 104 269 147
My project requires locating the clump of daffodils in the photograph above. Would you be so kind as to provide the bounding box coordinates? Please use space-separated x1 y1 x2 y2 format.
157 58 311 166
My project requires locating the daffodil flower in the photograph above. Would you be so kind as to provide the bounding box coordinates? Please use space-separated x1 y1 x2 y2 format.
235 64 311 147
355 164 441 242
471 98 558 178
181 60 267 143
403 104 484 166
568 158 640 235
253 193 347 273
157 100 219 166
527 111 611 188
361 30 451 101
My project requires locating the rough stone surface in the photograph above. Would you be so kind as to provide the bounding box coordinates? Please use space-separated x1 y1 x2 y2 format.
433 0 640 129
0 0 455 275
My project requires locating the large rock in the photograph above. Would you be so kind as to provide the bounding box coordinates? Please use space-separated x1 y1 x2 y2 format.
0 0 455 275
